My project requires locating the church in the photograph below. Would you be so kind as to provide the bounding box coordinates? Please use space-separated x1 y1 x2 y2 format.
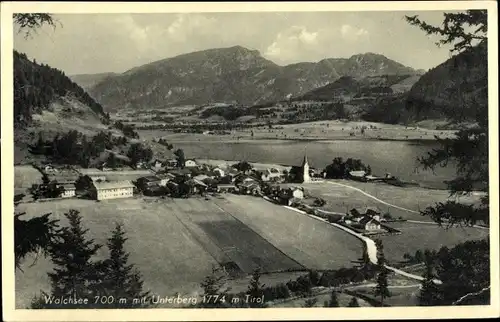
289 152 312 183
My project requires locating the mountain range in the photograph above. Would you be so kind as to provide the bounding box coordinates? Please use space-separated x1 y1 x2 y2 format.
78 46 423 112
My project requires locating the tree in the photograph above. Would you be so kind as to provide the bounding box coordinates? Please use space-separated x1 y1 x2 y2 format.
418 251 442 306
304 298 318 307
373 239 391 305
348 297 360 307
406 10 488 227
106 152 120 169
75 175 93 193
246 267 266 308
29 176 65 200
13 13 58 38
101 223 150 308
174 149 186 169
199 266 231 308
405 10 486 54
324 289 340 307
14 212 59 270
127 143 153 166
232 161 253 173
33 210 106 308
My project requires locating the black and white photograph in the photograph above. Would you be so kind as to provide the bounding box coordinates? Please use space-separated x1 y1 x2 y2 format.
1 1 498 320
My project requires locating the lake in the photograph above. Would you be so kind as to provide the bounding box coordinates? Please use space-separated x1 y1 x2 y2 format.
167 139 455 189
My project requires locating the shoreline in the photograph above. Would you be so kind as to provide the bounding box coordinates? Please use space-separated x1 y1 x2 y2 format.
195 158 453 192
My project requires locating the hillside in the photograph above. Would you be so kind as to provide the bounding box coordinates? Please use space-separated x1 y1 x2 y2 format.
405 43 487 122
297 74 420 101
14 51 106 128
14 51 111 163
69 72 118 90
88 46 421 112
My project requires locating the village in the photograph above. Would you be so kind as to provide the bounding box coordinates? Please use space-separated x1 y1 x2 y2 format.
17 153 403 238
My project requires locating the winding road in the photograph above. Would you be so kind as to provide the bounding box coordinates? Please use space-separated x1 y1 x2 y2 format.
284 206 443 285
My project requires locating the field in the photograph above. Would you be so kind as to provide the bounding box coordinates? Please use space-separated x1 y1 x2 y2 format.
215 195 363 270
379 222 489 264
137 120 456 143
14 165 43 189
14 195 363 308
301 180 483 221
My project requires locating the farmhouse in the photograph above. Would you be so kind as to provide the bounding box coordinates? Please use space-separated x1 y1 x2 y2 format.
278 186 305 205
213 167 225 177
239 181 261 195
217 184 237 193
261 168 284 182
349 170 367 181
186 179 207 194
165 159 178 168
46 171 79 185
151 159 164 169
59 184 76 198
90 180 135 201
185 159 198 168
44 164 57 173
136 176 162 190
156 173 173 186
358 216 382 231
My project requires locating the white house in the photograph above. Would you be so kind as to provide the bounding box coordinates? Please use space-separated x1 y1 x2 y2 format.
44 165 57 173
60 184 76 198
358 216 382 231
152 159 163 169
185 159 198 168
90 180 134 201
213 167 225 177
261 168 283 182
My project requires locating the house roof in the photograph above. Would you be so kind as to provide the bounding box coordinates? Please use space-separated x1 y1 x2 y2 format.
139 175 161 182
157 173 176 179
193 174 209 181
93 180 135 190
349 170 367 177
241 181 260 189
359 216 381 226
218 184 236 188
186 179 207 187
169 169 192 176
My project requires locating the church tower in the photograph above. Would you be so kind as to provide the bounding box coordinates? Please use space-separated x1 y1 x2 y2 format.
301 151 311 183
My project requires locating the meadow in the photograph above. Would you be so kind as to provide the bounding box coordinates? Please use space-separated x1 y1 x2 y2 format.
301 180 483 221
14 195 363 308
379 222 489 264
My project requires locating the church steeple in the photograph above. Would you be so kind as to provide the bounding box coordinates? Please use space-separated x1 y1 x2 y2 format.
302 148 309 166
301 148 311 183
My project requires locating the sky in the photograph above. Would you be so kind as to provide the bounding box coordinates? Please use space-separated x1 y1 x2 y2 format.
13 11 458 75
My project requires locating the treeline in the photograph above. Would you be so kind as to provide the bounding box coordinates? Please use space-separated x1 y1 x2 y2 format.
324 157 372 179
14 50 105 126
200 105 247 121
113 121 139 138
19 210 150 309
29 130 129 167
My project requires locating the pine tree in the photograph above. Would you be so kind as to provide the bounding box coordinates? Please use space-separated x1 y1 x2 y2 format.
200 266 230 308
418 252 442 306
33 210 105 308
347 297 360 307
101 223 149 308
324 289 340 307
405 10 488 227
246 267 266 308
373 239 391 306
